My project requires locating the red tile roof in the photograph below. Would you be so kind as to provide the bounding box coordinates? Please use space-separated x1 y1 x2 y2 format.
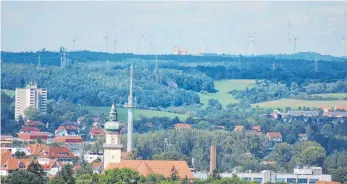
56 125 78 132
26 143 49 155
251 126 261 132
298 134 307 137
1 149 12 167
174 123 192 129
92 161 102 168
54 136 83 143
90 127 105 137
38 146 76 159
334 106 347 111
266 132 282 138
18 132 48 141
234 125 244 132
21 127 41 133
1 157 34 171
107 160 194 180
41 159 63 170
73 164 81 173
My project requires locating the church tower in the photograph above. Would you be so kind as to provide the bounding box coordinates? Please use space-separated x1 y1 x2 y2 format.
103 103 122 170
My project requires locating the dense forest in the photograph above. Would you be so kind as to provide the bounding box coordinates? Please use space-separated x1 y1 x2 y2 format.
229 80 347 104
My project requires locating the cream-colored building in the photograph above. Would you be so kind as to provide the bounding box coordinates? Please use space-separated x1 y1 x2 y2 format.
15 82 47 120
103 103 123 170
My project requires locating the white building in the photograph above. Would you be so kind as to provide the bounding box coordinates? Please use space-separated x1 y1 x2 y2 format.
194 167 331 184
84 153 104 163
15 82 47 120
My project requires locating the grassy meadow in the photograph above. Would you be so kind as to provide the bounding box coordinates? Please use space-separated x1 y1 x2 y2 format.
84 106 192 122
199 79 255 106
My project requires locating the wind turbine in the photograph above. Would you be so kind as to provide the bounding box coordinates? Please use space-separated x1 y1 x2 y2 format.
202 40 205 55
293 36 300 54
72 38 76 51
113 36 118 54
248 32 255 55
342 36 346 57
149 41 153 55
286 21 292 55
104 34 108 53
141 34 146 55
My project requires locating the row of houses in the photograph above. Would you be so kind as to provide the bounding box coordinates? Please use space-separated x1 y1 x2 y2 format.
233 125 308 142
272 108 347 119
0 143 76 177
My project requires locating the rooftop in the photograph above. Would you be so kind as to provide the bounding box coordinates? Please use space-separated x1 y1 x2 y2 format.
107 160 194 180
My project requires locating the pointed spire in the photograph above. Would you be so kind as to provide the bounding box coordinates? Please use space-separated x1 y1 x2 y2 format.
109 101 117 121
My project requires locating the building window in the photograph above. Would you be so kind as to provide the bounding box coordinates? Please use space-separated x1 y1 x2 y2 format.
18 162 25 169
253 177 263 183
287 178 297 184
241 177 251 181
309 179 318 184
111 137 115 145
298 178 307 184
276 178 285 183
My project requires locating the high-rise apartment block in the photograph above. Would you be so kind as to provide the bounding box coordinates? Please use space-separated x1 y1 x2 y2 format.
15 82 47 120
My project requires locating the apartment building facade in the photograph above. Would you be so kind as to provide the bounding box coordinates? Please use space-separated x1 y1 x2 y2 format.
15 82 47 120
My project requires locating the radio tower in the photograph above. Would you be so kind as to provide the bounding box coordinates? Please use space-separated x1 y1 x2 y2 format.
125 64 134 152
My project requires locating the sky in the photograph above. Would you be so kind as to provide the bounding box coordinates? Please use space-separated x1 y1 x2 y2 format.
1 1 347 56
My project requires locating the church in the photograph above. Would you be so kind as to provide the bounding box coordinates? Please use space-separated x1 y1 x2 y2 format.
102 65 194 180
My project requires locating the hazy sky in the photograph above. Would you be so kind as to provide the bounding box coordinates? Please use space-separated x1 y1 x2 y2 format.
1 1 347 56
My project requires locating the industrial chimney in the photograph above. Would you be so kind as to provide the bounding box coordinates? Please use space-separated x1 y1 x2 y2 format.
210 145 216 173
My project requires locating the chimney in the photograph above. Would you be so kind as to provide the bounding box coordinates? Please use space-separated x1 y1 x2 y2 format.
210 145 216 173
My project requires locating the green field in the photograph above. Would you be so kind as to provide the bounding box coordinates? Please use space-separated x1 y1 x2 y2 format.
311 93 347 100
2 89 15 97
252 98 347 109
84 106 192 122
199 79 255 106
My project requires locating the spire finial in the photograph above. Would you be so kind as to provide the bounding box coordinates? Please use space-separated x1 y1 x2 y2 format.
109 102 117 121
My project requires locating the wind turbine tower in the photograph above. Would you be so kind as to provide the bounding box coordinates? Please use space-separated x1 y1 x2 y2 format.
248 32 254 55
342 36 346 57
141 34 146 55
293 36 300 54
113 36 118 54
125 64 134 152
202 40 205 55
104 35 108 53
72 38 76 51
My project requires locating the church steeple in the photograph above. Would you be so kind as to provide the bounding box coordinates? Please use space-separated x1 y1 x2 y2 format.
103 102 123 170
104 102 121 133
109 102 117 121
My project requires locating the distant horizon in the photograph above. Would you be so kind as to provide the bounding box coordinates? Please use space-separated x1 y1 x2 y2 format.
2 1 347 56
